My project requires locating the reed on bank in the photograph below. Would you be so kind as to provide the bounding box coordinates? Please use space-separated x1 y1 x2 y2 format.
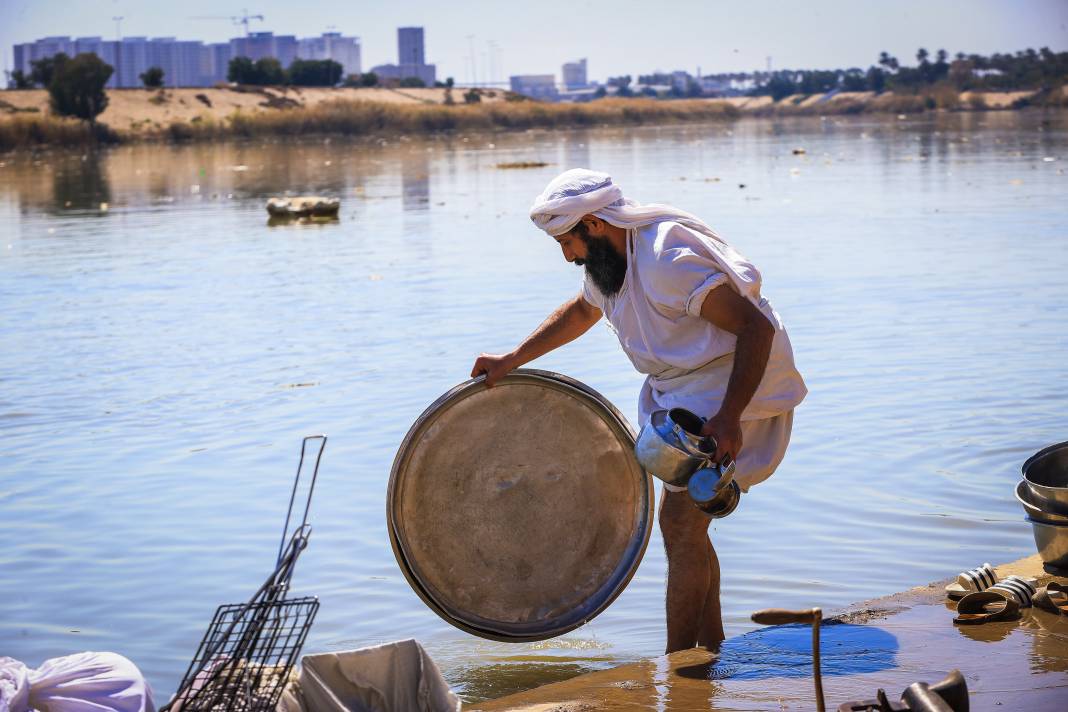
169 98 741 141
0 113 119 151
0 98 740 151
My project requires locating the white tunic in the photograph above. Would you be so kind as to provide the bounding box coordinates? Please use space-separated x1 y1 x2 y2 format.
582 221 808 489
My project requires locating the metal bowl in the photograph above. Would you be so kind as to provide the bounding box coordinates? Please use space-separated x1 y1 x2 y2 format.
1028 517 1068 570
1023 441 1068 510
1015 480 1068 524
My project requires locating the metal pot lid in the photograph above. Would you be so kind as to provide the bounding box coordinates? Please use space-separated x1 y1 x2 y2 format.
387 369 653 642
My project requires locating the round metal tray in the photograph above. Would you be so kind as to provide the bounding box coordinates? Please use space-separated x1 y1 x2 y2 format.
387 369 653 642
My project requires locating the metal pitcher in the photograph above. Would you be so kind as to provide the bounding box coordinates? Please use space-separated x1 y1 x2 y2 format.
634 408 740 518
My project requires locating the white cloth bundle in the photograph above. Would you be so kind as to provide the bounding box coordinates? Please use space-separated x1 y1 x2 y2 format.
0 652 155 712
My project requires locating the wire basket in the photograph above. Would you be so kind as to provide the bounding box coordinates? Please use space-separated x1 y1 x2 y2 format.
169 595 319 711
164 436 326 712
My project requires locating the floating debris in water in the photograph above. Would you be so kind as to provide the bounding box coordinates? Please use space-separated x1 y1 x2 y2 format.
99 202 108 212
1009 178 1024 185
369 274 383 281
792 148 806 155
1043 156 1056 162
267 196 340 218
738 183 747 189
231 165 249 172
283 382 318 389
496 161 549 169
789 168 801 176
704 177 720 182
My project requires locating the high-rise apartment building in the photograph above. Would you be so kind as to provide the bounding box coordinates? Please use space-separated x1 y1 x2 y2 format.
11 30 360 88
370 26 435 85
297 32 361 75
397 27 425 66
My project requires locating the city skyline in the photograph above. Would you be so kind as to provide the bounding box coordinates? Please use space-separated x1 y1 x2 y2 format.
4 0 1068 85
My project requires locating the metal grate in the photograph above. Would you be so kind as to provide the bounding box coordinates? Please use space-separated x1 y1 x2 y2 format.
170 595 319 711
163 435 326 712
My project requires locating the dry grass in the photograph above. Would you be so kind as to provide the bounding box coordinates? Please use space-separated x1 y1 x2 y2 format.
0 114 119 152
1 97 739 151
206 98 741 140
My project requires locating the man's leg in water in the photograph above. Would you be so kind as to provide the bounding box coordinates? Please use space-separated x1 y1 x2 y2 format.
660 488 724 652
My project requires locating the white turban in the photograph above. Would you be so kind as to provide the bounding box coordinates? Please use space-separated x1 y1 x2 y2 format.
529 168 766 306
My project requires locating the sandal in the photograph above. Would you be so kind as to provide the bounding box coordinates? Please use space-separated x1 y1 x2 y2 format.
954 576 1036 624
944 562 1037 600
1033 581 1068 616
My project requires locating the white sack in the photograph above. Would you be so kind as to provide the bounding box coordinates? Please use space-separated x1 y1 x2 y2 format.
283 640 460 712
0 653 154 712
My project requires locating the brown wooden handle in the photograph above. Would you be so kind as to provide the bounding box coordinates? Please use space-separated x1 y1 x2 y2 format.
751 608 820 625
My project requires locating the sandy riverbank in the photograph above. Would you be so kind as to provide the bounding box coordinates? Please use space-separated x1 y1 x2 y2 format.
2 86 1066 152
469 555 1068 711
0 86 509 133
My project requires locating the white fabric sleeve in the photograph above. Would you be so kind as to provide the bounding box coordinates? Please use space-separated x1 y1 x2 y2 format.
642 223 731 318
581 273 605 311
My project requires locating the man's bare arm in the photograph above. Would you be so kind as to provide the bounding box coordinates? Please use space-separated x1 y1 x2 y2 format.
471 294 602 386
697 285 775 461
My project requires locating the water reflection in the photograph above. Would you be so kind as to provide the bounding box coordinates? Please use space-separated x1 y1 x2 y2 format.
455 658 611 702
401 148 431 211
50 153 111 214
2 111 1067 703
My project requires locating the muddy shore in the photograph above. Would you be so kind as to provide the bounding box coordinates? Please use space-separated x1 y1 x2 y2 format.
468 555 1068 711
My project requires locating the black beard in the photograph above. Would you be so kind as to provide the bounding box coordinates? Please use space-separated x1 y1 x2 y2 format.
575 226 627 296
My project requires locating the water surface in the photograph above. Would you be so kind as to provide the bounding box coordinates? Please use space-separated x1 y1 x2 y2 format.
1 111 1066 701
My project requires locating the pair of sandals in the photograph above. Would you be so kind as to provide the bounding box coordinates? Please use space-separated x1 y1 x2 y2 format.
946 562 1068 624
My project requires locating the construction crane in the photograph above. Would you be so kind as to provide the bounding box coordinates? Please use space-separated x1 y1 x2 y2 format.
188 9 265 36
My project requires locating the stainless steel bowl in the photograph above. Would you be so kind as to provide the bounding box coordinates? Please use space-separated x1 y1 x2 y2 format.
1028 517 1068 570
1023 441 1068 510
1015 480 1068 524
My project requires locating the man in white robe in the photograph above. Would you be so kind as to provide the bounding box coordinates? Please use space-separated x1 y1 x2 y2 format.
471 169 806 652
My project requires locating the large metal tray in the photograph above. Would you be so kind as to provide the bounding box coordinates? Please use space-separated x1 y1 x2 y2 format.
387 369 653 642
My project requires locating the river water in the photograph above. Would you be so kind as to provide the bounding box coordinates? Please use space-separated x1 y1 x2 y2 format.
1 111 1066 703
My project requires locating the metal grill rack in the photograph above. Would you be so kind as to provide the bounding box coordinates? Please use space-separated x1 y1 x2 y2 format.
163 435 326 712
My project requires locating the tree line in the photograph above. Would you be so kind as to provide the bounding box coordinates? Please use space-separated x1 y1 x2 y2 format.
225 56 445 88
750 47 1068 100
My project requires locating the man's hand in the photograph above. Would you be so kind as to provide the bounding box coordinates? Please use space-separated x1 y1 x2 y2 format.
471 353 517 388
700 411 743 465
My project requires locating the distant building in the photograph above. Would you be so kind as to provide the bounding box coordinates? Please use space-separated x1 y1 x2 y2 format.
561 58 587 90
230 32 297 68
116 36 149 87
510 74 558 101
72 37 121 88
206 42 232 84
370 26 436 85
11 29 361 88
397 27 425 66
698 75 729 95
297 32 361 75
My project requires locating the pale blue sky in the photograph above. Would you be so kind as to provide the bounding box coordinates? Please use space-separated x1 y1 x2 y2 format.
3 0 1067 82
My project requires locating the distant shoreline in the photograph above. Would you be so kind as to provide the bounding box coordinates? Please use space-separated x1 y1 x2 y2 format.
2 85 1065 152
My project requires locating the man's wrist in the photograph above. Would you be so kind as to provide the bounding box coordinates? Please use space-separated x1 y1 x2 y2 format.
711 405 743 423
